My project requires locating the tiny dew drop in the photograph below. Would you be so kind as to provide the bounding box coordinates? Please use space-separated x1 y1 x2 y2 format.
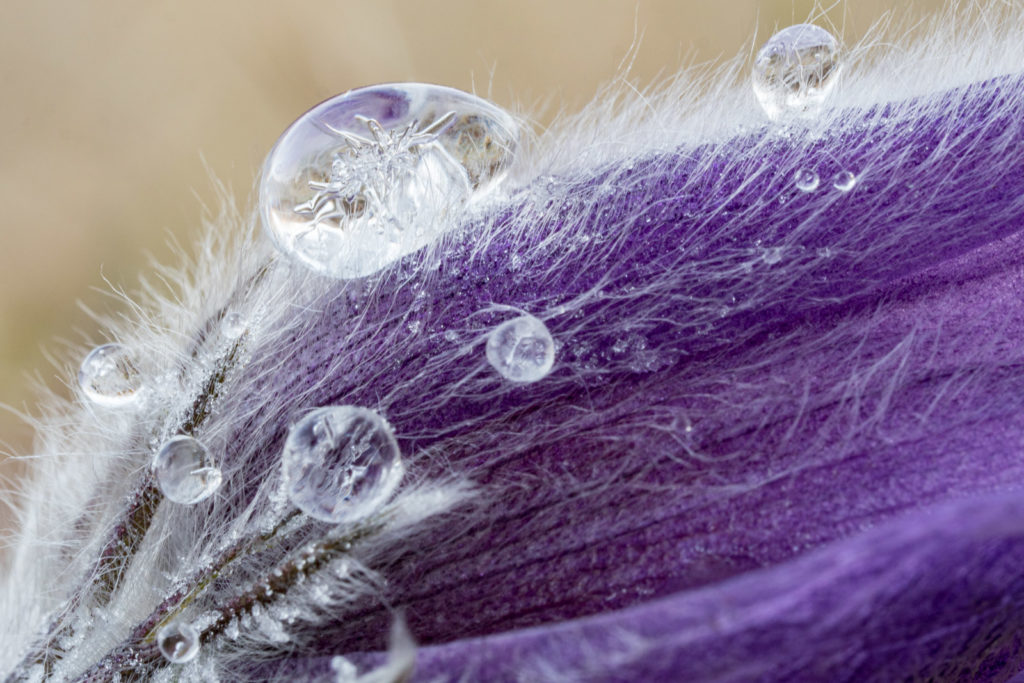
832 170 857 192
157 621 200 664
78 343 142 407
222 311 247 339
753 24 841 120
282 406 403 524
259 83 519 279
794 168 819 192
153 435 223 504
486 314 556 383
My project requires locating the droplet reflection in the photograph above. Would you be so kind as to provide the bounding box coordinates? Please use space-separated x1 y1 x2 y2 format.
282 406 403 524
259 84 519 279
486 314 556 383
753 24 841 119
153 435 223 504
78 343 142 407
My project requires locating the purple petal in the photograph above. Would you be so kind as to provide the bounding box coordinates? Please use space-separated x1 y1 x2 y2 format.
223 73 1024 679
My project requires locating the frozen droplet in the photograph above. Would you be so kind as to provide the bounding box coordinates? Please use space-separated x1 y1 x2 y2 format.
260 83 519 279
153 435 223 504
832 170 857 192
78 343 142 406
794 168 819 192
222 312 247 339
486 314 555 383
157 621 200 664
753 24 841 119
282 406 404 524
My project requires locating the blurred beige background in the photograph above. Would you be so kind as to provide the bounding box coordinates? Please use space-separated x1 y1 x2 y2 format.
0 1 943 470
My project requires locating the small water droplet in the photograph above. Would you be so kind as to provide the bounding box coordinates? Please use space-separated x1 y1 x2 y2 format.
260 84 519 279
157 621 200 664
762 247 783 265
794 168 819 192
832 170 857 192
78 343 142 406
222 312 247 339
282 406 404 524
486 314 556 383
153 435 223 504
753 24 841 119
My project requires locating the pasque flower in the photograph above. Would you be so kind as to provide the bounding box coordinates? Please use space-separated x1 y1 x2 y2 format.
5 7 1024 682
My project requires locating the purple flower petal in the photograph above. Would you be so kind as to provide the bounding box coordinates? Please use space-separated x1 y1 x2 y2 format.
224 72 1024 680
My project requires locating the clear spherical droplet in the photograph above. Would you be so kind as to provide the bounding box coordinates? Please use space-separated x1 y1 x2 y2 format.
77 343 142 407
794 168 819 192
222 311 247 339
832 170 857 192
282 406 403 524
753 24 841 120
157 621 200 664
486 314 555 383
260 83 519 279
154 435 223 504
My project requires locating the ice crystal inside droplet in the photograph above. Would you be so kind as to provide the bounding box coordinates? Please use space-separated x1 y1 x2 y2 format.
157 621 200 664
832 170 857 192
153 435 223 504
282 406 404 524
260 83 519 279
486 314 556 383
794 168 819 192
753 24 841 119
77 343 142 407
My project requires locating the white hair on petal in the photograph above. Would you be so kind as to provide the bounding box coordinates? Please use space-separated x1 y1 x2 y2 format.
2 2 1022 678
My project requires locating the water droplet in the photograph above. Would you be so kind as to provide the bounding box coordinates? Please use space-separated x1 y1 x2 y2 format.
753 24 841 119
222 312 247 339
282 406 404 524
260 84 519 279
157 621 200 664
153 435 223 504
78 343 142 406
794 168 819 192
832 170 857 192
486 314 556 383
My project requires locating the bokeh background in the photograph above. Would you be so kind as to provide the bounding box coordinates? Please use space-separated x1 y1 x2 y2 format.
0 1 945 477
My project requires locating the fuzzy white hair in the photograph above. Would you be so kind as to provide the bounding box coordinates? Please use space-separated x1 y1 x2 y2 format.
2 2 1023 680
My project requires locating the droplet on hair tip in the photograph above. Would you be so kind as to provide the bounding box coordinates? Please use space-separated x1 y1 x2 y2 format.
157 621 200 664
78 343 142 407
259 83 519 279
486 314 556 383
153 435 223 504
282 406 404 524
753 24 841 120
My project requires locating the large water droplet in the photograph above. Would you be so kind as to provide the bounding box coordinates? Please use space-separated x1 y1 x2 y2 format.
794 168 819 192
153 435 223 504
486 314 556 383
260 83 519 279
157 621 200 664
77 343 142 407
282 406 403 524
753 24 841 120
832 170 857 192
